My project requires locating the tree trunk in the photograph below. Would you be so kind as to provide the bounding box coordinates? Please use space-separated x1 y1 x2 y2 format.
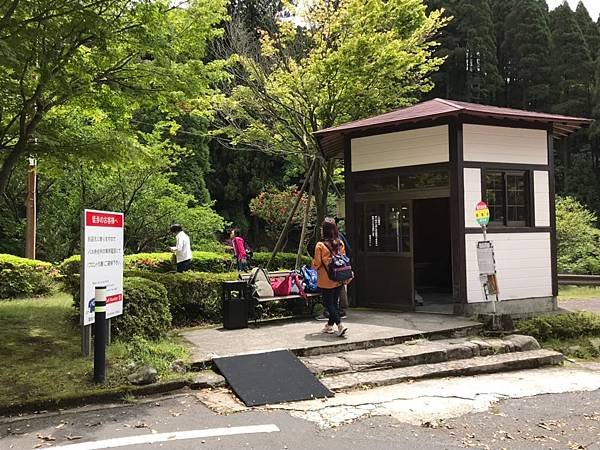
0 144 27 196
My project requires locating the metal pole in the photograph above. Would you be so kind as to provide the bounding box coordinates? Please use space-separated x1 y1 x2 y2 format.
93 286 107 384
25 158 37 259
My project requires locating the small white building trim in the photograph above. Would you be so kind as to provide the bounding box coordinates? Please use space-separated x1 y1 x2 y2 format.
463 124 548 165
351 125 449 172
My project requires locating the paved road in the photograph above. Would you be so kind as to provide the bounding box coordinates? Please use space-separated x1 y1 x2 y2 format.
559 297 600 313
2 384 600 449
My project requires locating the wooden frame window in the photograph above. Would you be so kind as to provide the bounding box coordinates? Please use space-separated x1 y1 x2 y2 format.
483 170 530 227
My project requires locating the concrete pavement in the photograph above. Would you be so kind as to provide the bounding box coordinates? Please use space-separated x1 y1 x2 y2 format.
182 310 482 365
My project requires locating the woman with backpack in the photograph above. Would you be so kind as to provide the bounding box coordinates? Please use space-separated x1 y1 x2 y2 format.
230 229 249 272
312 218 352 337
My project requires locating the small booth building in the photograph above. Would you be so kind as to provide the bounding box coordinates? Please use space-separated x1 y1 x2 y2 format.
315 99 591 317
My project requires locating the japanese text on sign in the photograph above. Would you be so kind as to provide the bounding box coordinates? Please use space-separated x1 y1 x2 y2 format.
81 210 124 326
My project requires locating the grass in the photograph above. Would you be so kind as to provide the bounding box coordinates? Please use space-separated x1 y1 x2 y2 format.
559 285 600 300
0 293 191 409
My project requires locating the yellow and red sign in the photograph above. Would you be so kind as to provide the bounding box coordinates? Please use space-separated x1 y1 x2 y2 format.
475 201 490 226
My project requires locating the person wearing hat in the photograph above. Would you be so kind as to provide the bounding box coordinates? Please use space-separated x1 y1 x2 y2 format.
169 224 192 272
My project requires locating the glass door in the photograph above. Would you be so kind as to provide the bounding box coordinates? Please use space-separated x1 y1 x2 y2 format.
355 200 414 309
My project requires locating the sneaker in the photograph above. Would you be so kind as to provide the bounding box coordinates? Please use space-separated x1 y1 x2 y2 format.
316 314 329 321
336 325 348 337
340 313 347 319
322 325 334 334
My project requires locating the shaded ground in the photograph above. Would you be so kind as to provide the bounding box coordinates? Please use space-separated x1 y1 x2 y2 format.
0 294 189 410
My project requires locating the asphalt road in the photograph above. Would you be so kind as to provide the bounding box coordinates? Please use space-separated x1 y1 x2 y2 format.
2 388 600 450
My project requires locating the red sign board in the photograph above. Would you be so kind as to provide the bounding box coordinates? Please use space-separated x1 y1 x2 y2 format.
85 211 124 228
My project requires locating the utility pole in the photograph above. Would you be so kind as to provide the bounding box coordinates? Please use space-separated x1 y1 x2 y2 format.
25 157 37 259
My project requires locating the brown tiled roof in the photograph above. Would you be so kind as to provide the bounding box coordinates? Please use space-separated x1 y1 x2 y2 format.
314 98 592 158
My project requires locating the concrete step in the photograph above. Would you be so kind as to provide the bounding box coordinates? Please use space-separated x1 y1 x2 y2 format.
300 334 541 376
321 349 564 391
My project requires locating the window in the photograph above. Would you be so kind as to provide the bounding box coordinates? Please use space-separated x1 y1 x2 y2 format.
354 170 449 194
363 202 411 253
484 170 530 227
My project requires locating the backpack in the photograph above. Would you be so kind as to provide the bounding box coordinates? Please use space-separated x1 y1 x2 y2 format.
301 265 319 293
244 241 253 260
324 243 353 282
248 267 273 298
271 276 292 296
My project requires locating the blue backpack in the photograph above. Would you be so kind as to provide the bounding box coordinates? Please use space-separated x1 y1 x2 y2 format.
301 265 319 293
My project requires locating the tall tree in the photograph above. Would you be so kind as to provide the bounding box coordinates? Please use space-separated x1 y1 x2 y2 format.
575 1 600 60
549 1 594 117
0 0 228 195
426 0 502 103
217 0 448 229
501 0 552 110
489 0 514 106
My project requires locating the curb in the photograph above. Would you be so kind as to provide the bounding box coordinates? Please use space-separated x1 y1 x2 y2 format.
0 380 189 418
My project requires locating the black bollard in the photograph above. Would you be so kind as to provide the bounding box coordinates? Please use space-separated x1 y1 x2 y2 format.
93 286 107 384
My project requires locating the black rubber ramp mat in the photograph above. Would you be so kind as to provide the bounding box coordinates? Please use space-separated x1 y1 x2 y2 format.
213 350 333 406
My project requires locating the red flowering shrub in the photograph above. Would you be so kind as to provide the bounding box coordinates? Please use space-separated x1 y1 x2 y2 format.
249 186 315 232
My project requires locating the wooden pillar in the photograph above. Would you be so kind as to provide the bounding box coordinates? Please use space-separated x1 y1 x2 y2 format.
25 158 37 259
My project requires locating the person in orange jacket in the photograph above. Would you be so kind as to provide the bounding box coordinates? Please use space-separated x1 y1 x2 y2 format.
312 218 348 337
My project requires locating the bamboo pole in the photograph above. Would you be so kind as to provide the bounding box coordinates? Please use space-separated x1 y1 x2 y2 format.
266 158 317 270
295 176 314 269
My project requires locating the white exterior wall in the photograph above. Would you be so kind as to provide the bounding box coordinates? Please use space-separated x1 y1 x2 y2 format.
464 168 482 228
534 170 551 227
465 232 552 303
463 124 548 165
351 125 449 172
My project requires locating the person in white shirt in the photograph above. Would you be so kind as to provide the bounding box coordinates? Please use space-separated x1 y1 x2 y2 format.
169 224 192 272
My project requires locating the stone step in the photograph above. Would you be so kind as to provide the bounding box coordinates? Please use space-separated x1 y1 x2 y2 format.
301 334 540 376
322 349 564 391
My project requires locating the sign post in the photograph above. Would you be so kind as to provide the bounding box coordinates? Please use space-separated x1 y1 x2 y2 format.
80 209 124 357
474 201 499 315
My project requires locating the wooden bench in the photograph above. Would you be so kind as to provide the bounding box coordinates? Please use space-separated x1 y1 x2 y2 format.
222 270 322 326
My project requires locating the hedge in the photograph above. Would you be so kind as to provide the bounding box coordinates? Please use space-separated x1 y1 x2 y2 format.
127 270 238 326
59 251 311 277
113 277 172 341
0 254 55 299
517 311 600 341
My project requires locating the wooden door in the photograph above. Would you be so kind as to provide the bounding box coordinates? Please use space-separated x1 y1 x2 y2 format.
355 201 414 310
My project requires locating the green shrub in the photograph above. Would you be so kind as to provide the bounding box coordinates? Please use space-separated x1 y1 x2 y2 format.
556 197 600 274
0 254 55 299
252 252 311 270
517 312 600 341
59 251 306 277
112 277 172 341
128 270 238 326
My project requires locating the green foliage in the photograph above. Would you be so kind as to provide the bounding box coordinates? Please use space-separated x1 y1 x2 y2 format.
556 196 600 274
113 277 172 341
60 251 305 278
217 0 448 229
0 0 229 195
252 252 311 269
34 152 226 262
426 0 502 103
0 254 55 299
129 271 238 326
549 2 593 117
517 312 600 341
124 252 231 273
